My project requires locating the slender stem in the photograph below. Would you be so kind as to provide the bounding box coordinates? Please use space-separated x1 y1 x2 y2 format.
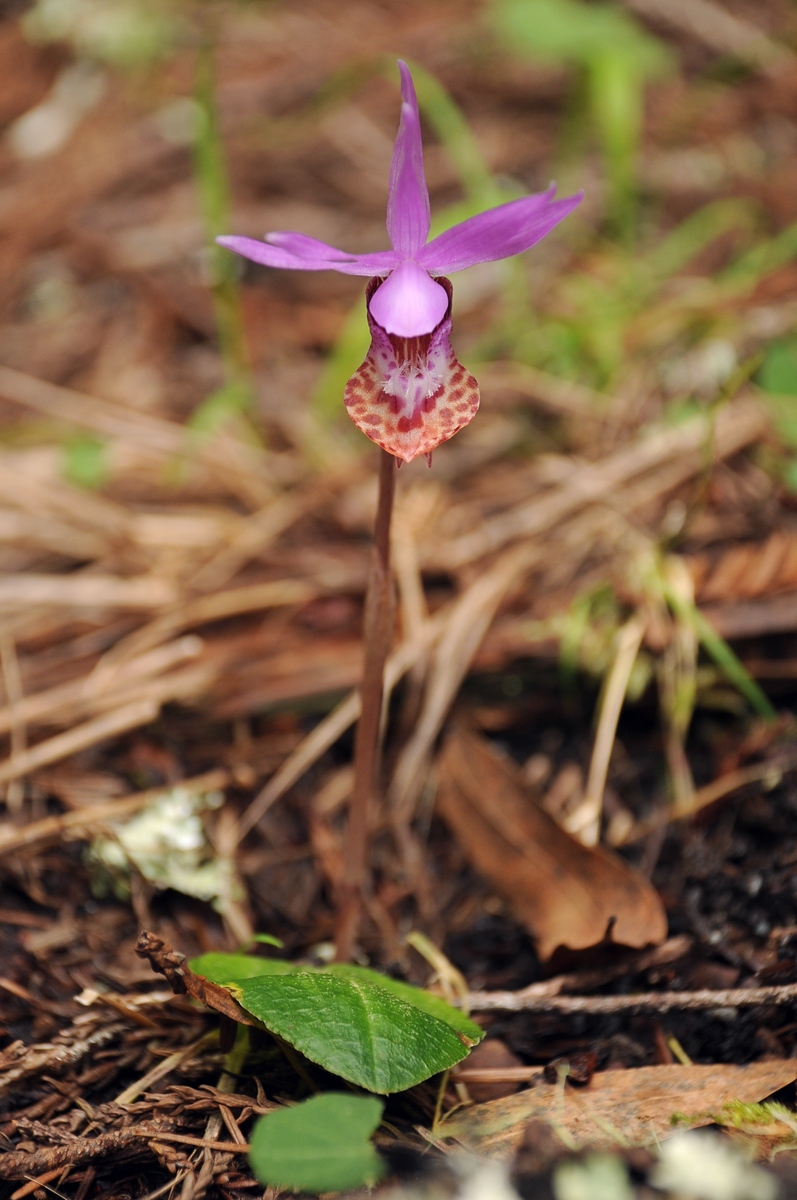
335 449 396 961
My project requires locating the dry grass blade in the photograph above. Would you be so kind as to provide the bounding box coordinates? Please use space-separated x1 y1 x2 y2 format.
690 531 797 604
476 362 604 417
115 1033 217 1107
95 580 317 665
0 640 210 742
189 492 311 592
702 594 797 639
437 399 767 569
0 768 229 857
624 0 795 73
0 697 159 786
616 760 790 845
566 612 647 845
0 510 107 560
235 611 446 841
0 453 132 540
0 628 26 813
389 543 541 823
0 574 179 609
0 365 186 454
0 366 273 509
9 1166 72 1200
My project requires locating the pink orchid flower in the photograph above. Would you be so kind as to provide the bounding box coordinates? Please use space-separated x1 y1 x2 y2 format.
219 62 582 463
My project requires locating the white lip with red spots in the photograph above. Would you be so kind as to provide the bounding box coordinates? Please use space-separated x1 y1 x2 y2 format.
345 277 478 463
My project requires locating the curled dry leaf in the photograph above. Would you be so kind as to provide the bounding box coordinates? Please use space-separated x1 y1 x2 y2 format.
135 930 260 1028
436 730 667 959
441 1061 797 1155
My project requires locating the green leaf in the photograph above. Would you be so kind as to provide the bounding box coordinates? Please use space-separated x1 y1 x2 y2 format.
784 458 797 493
249 1093 385 1194
189 381 253 438
664 585 776 722
759 339 797 397
189 951 483 1092
190 952 294 981
190 952 482 1041
494 0 669 75
235 969 473 1093
63 435 108 490
326 964 482 1044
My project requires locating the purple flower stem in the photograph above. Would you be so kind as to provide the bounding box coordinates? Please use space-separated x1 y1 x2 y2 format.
335 449 397 961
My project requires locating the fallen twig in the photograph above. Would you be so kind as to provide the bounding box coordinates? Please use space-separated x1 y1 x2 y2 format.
468 982 797 1013
0 1125 247 1181
504 935 693 1000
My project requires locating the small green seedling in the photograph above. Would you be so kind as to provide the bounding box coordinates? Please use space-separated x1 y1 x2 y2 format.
191 950 482 1095
190 948 483 1192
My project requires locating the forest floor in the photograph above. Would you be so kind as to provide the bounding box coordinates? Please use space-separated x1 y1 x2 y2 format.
3 0 797 1196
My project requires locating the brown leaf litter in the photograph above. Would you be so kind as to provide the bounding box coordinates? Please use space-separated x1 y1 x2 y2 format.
436 730 668 959
442 1061 797 1155
135 930 260 1029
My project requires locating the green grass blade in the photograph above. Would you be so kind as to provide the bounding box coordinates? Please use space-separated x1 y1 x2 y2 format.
665 585 776 721
193 41 254 433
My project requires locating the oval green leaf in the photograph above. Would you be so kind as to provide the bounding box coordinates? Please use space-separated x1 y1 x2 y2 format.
325 963 482 1043
249 1093 385 1194
189 952 482 1042
190 952 294 981
237 969 473 1093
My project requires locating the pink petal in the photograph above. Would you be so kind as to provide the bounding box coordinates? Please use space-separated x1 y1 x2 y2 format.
217 235 400 277
346 277 479 463
386 62 431 257
368 259 449 338
417 187 584 274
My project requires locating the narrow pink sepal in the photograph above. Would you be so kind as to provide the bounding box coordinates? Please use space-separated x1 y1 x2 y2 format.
216 235 399 277
385 62 431 257
418 188 584 274
345 277 479 463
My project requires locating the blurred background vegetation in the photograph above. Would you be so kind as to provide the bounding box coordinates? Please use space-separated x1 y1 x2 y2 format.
1 0 797 834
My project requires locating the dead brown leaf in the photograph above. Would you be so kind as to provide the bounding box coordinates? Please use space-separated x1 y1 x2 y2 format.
436 730 667 959
689 531 797 605
441 1061 797 1154
135 931 260 1028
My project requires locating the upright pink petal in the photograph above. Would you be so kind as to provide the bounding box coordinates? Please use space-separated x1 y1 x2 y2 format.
217 235 400 277
368 260 449 338
418 188 583 274
345 277 479 463
386 62 431 257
